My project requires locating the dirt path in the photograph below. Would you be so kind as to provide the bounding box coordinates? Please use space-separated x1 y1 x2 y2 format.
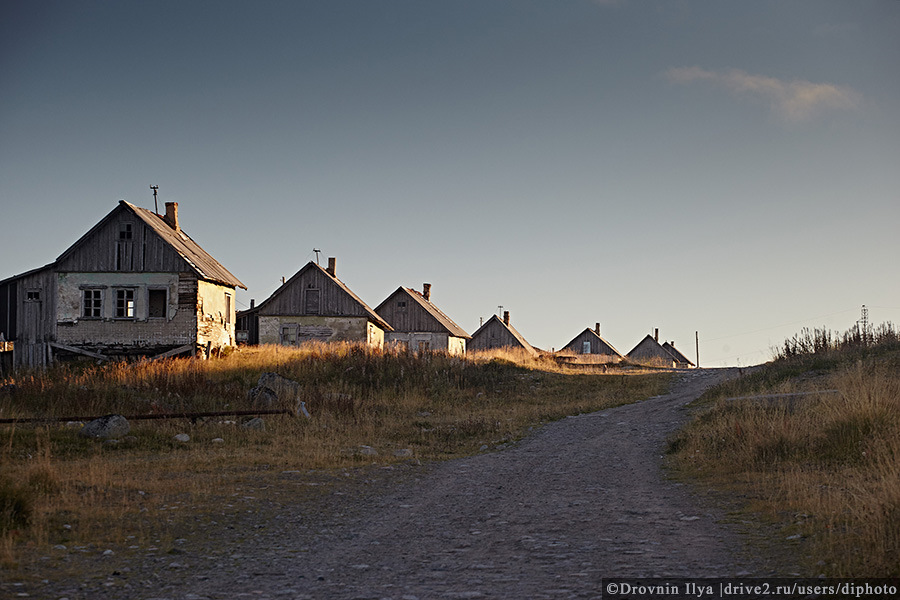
13 368 775 599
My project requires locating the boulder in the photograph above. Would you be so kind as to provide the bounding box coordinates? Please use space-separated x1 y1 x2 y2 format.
242 417 265 431
248 372 301 409
173 433 190 443
79 415 130 439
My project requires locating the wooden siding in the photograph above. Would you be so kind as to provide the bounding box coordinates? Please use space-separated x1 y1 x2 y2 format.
259 265 370 319
55 206 189 274
563 329 622 357
469 315 535 355
378 289 443 333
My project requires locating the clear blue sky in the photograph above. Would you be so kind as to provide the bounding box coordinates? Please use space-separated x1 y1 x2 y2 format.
2 1 898 366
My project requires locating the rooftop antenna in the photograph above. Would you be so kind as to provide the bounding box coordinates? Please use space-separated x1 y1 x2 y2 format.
150 185 159 214
313 248 321 265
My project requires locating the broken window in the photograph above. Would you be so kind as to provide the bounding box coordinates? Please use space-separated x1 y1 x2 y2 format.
83 289 102 318
148 289 167 319
304 289 320 314
115 289 135 318
116 222 134 270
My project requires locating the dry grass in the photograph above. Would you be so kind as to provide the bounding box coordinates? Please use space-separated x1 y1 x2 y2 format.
0 343 670 567
668 335 900 576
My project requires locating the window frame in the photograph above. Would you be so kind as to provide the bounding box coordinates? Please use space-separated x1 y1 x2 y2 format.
147 288 168 320
114 287 136 320
82 288 103 319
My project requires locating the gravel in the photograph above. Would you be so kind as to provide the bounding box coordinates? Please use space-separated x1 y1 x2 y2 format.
6 368 791 600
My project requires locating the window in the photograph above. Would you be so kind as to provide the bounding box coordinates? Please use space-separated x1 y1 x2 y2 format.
280 324 298 346
582 341 592 354
115 289 135 318
116 223 134 270
25 290 41 302
397 301 407 309
304 289 320 314
225 293 232 324
148 289 167 319
83 289 102 318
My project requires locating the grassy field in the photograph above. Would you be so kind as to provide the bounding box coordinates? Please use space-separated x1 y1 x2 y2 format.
0 344 669 568
667 325 900 576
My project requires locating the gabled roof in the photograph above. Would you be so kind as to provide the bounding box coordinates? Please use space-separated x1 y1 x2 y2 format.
564 327 623 357
627 334 672 360
376 286 470 339
470 314 537 355
254 261 392 331
54 201 246 289
661 341 695 367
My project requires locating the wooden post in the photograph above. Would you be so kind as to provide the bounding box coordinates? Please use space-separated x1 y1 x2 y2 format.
695 331 699 369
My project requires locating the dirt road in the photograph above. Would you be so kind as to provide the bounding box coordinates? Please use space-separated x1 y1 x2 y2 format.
15 368 776 599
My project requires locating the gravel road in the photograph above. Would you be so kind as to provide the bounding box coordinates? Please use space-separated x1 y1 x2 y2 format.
11 368 782 600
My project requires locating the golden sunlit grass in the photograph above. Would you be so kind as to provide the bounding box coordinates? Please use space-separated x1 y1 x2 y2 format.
668 326 900 576
0 343 670 568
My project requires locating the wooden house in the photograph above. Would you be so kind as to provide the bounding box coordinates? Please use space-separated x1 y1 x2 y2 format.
627 329 693 367
375 283 469 355
561 323 623 361
468 311 537 356
661 341 695 368
0 201 245 369
238 258 391 348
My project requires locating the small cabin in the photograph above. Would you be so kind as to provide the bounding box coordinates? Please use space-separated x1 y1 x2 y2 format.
239 258 391 348
561 323 623 361
468 311 537 356
375 284 469 355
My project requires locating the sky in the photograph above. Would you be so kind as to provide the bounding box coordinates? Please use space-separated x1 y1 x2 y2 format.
2 1 898 366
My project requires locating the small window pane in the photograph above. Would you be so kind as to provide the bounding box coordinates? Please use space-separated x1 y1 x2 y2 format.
83 290 102 318
116 289 135 318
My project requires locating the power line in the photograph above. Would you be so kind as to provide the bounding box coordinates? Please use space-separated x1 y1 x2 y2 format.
704 308 858 342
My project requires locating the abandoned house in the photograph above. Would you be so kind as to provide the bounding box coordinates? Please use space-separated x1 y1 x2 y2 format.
627 329 694 367
561 323 624 361
375 283 470 355
468 311 538 356
0 200 246 369
661 341 695 368
236 258 391 348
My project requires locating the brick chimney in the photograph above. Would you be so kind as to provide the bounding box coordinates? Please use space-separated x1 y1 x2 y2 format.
163 202 179 231
327 257 336 277
654 328 659 342
503 311 510 326
595 322 601 335
422 283 431 301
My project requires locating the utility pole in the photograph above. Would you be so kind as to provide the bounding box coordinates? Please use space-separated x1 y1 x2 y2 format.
695 331 700 369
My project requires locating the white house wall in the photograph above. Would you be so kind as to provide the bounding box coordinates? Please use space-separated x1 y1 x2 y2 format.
386 332 466 355
259 315 384 348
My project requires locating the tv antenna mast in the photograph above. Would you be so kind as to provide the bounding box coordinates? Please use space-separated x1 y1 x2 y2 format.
150 185 159 214
313 248 321 265
859 304 870 345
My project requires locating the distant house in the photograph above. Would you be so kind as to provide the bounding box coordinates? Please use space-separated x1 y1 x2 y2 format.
468 311 537 356
661 341 695 368
0 201 246 369
375 283 469 355
237 258 391 348
627 330 694 367
561 324 623 361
